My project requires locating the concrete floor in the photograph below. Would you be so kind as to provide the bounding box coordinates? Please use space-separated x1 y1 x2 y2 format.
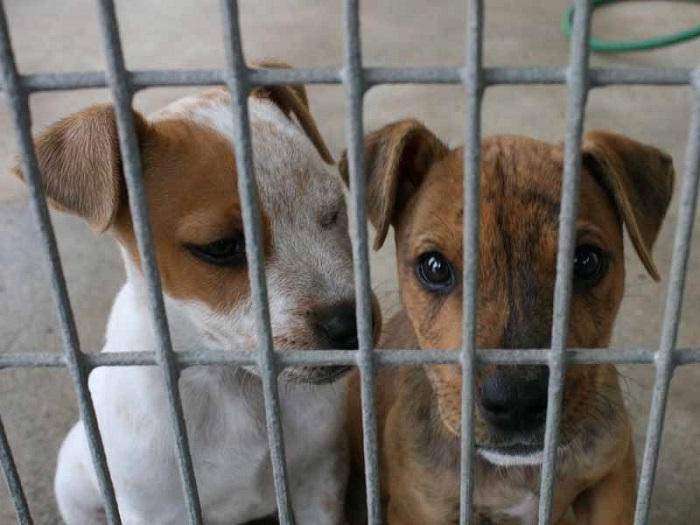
1 0 699 523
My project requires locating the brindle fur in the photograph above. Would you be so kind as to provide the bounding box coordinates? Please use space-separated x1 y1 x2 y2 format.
342 122 673 524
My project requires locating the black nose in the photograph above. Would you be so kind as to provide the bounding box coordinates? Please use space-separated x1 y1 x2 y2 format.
317 303 359 350
479 366 549 435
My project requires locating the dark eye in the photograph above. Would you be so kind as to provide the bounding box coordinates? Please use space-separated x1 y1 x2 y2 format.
573 244 607 285
186 235 246 267
415 252 456 293
320 208 340 228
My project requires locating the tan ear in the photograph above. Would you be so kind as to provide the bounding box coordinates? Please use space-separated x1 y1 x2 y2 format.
582 130 675 281
250 61 333 165
250 60 309 108
13 104 149 232
338 119 448 250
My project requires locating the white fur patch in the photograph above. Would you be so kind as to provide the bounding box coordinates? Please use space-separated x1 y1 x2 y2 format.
478 448 544 467
174 273 297 355
54 90 354 525
504 493 538 522
153 93 298 145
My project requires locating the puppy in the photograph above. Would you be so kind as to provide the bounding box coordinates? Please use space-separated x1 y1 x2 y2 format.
17 68 368 524
342 120 673 524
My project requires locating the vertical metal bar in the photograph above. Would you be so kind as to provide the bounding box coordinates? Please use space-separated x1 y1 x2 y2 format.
219 2 294 523
95 1 203 522
0 414 32 524
633 71 700 525
0 2 122 522
538 1 592 523
342 1 381 523
459 1 483 524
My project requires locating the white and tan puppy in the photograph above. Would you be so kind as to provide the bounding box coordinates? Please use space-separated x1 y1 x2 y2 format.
17 67 374 524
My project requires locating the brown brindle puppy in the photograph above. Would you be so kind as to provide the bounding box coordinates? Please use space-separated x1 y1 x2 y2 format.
341 120 674 525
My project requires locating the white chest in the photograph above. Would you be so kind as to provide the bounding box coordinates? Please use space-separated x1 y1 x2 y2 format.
86 283 347 523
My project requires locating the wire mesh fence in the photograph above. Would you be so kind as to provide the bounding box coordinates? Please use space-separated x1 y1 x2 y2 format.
0 0 698 524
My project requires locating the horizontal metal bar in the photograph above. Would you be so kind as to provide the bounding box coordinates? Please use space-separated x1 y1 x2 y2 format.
675 348 700 365
21 71 108 91
7 66 694 93
3 348 700 370
588 67 693 86
131 69 225 87
247 66 341 85
364 66 463 85
367 67 694 87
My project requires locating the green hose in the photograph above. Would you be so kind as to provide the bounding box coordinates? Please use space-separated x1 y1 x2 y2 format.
563 0 700 52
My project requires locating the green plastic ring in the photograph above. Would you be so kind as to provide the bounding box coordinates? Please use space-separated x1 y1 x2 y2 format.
563 0 700 52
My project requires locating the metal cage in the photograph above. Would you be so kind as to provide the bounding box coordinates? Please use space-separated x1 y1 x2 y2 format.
0 1 698 524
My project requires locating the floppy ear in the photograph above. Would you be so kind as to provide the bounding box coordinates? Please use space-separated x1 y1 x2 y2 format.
338 119 448 250
13 104 149 232
582 130 674 281
250 61 333 165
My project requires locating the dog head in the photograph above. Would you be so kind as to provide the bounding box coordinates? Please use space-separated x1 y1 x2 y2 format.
17 66 379 385
340 119 673 461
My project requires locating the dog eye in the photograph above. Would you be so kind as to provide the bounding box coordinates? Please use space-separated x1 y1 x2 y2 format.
416 252 456 293
186 235 246 267
573 244 607 284
320 208 340 228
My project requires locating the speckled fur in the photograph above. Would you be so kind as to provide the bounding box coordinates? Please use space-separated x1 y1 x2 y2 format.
22 70 358 524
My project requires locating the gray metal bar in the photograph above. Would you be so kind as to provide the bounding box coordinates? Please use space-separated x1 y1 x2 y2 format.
219 2 294 523
95 1 204 523
247 66 341 85
483 67 563 86
130 69 225 87
675 348 700 366
342 1 382 523
538 1 593 523
4 67 694 93
3 347 700 371
633 70 700 525
0 2 697 524
22 71 108 91
587 68 692 86
0 2 122 522
459 0 484 523
364 66 463 86
0 413 32 524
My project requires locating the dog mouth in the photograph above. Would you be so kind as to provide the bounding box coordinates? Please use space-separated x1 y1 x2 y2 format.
476 435 572 467
477 444 545 467
480 440 542 454
280 365 352 385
